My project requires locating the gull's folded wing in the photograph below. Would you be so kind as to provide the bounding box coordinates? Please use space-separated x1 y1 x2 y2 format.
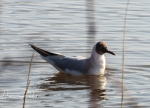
30 44 64 57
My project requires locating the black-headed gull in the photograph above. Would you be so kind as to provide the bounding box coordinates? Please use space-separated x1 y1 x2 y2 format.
30 41 115 75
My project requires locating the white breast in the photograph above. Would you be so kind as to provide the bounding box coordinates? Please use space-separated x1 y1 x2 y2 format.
88 44 106 75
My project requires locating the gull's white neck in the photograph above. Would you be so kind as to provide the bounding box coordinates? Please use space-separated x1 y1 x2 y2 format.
88 44 106 75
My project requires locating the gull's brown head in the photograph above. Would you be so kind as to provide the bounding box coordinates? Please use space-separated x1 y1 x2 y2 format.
95 41 115 55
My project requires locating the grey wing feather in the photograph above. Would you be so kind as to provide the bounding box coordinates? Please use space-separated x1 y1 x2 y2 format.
30 44 87 75
43 56 87 74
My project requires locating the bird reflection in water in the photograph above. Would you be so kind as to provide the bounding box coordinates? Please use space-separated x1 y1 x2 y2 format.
86 75 106 108
39 72 107 108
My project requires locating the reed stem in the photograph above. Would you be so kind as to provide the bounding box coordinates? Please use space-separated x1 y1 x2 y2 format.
23 53 34 108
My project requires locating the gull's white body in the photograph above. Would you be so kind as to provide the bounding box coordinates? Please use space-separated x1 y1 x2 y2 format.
88 44 106 75
41 44 106 75
30 42 110 75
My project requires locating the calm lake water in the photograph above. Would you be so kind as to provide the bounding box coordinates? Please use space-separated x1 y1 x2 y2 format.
0 0 150 108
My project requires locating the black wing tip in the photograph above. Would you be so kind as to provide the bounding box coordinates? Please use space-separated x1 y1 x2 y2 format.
29 44 64 57
29 44 35 49
29 44 48 56
29 44 40 52
29 44 32 46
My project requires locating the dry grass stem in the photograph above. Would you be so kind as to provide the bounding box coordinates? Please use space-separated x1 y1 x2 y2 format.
122 0 130 108
23 53 34 108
